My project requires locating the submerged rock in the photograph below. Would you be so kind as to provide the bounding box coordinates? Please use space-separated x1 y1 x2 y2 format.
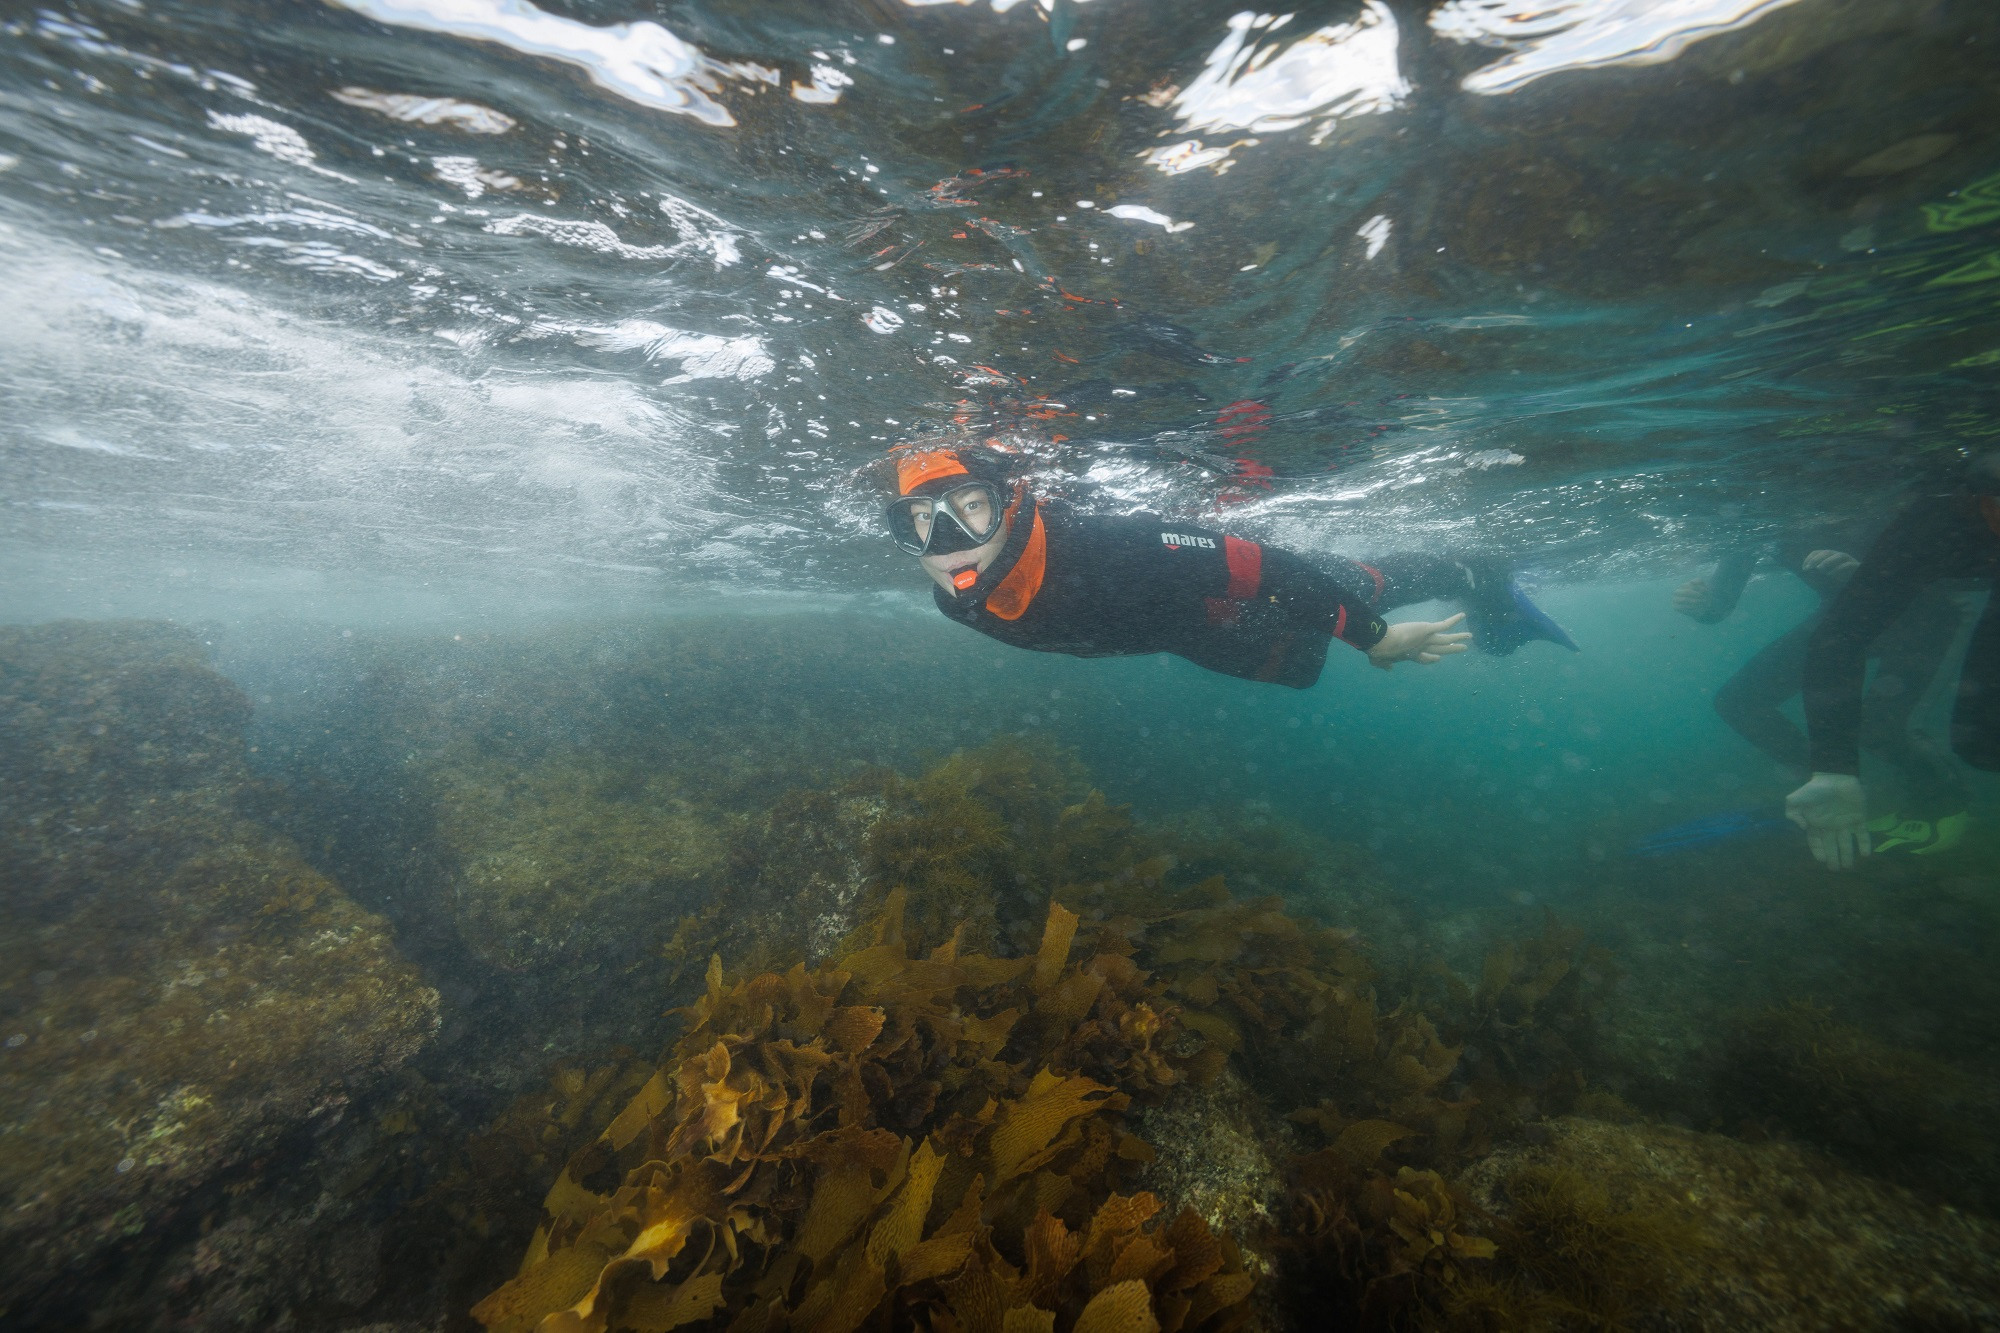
1132 1066 1291 1250
1460 1115 2000 1330
0 621 439 1316
428 752 733 974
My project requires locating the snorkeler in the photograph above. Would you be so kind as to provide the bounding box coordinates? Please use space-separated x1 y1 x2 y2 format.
1674 535 1966 854
1788 454 2000 869
885 445 1576 689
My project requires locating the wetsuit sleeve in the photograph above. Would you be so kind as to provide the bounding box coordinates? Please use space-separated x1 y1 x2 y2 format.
1803 495 1985 775
1690 548 1758 622
1252 544 1390 651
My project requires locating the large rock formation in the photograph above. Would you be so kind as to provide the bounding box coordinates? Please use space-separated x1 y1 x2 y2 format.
0 621 439 1317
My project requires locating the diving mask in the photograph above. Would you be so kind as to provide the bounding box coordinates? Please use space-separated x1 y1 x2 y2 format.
885 480 1008 557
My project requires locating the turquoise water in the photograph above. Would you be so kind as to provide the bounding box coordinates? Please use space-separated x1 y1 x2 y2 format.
5 1 2000 1328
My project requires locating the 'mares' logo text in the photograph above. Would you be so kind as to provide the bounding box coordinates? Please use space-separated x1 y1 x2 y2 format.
1160 532 1216 549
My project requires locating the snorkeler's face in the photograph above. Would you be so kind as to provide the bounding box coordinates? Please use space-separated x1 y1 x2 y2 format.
920 508 1010 595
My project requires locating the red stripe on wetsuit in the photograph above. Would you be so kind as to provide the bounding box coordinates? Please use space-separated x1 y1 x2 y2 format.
1223 535 1261 598
1219 537 1381 648
1203 536 1263 627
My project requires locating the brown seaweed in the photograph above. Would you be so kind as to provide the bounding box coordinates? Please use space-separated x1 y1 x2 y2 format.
472 896 1253 1333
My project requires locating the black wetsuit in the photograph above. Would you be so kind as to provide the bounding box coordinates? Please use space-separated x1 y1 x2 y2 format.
933 499 1488 689
1805 491 1999 775
1691 529 1963 808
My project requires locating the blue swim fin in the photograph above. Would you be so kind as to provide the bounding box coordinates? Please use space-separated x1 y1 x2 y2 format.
1470 581 1579 656
1629 807 1789 857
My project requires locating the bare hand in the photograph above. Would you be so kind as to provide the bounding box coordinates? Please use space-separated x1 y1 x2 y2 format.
1368 613 1472 671
1671 578 1711 619
1801 549 1859 583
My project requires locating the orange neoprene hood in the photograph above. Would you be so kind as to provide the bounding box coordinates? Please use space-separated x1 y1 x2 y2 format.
892 443 1021 498
896 449 971 496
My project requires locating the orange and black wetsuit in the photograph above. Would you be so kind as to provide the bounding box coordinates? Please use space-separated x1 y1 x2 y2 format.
1805 490 2000 773
934 498 1482 689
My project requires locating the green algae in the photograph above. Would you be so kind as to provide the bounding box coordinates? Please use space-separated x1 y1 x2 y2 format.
1445 1162 1705 1332
1713 999 2000 1209
1460 1116 2000 1332
1922 170 2000 235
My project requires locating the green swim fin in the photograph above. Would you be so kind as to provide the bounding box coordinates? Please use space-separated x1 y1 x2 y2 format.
1912 812 1970 856
1867 811 1970 856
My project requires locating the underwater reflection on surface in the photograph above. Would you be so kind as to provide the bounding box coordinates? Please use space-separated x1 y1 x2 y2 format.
3 0 1998 602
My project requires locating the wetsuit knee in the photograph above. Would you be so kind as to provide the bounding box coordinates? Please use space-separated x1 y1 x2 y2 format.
1711 673 1757 727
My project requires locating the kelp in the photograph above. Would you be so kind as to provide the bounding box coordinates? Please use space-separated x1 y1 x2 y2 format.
845 741 1502 1146
472 895 1253 1333
853 738 1142 958
1277 1150 1703 1333
1153 806 1420 985
647 738 1136 984
1279 1149 1495 1332
451 1059 662 1235
1137 881 1454 1109
1049 869 1474 1179
1419 914 1616 1130
793 742 1631 1330
481 738 1662 1332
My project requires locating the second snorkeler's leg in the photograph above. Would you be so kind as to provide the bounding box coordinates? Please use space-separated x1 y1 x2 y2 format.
1859 586 1968 817
1949 593 2000 773
1712 618 1816 773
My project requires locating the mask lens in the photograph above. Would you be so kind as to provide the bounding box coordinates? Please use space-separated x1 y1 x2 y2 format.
885 482 1006 556
885 499 929 554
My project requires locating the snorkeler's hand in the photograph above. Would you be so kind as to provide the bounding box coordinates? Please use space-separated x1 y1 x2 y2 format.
1671 578 1713 619
1801 549 1860 586
1785 772 1869 870
1368 613 1471 671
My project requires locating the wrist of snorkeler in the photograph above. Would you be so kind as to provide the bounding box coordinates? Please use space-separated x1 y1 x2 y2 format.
1342 613 1389 652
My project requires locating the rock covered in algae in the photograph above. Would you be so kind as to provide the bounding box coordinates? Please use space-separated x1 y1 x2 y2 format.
1711 999 2000 1211
1129 1068 1291 1251
428 752 735 974
0 621 439 1314
1458 1115 2000 1331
